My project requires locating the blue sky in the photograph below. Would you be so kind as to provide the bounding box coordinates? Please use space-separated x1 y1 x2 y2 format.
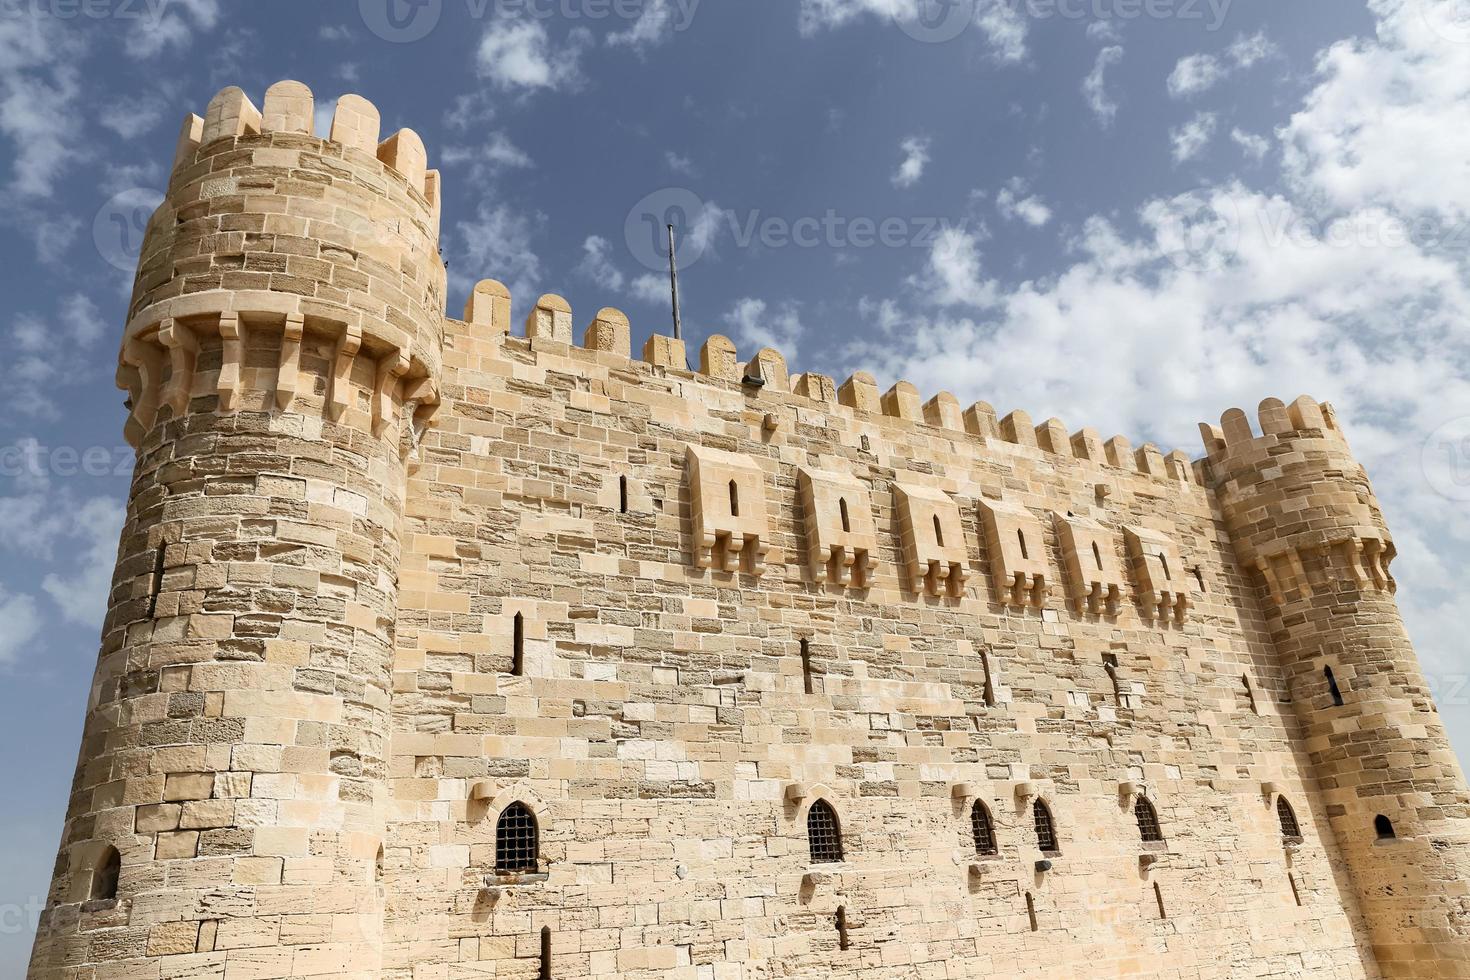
1 0 1468 968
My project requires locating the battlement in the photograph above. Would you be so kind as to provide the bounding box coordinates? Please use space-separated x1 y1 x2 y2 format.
1197 395 1348 471
172 81 440 210
460 281 1205 493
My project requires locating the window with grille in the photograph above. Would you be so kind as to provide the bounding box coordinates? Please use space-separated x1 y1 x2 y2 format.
1277 797 1302 840
971 801 998 856
495 802 539 874
1033 800 1059 854
1135 796 1164 843
807 799 844 864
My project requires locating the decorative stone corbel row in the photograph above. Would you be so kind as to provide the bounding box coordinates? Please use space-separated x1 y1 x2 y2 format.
116 309 438 453
1253 533 1396 605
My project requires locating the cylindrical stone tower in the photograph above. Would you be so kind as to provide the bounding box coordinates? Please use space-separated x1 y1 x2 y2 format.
1202 395 1470 978
28 81 443 978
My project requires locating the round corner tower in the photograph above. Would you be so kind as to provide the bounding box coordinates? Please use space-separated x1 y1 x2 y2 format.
27 81 445 978
1202 395 1470 977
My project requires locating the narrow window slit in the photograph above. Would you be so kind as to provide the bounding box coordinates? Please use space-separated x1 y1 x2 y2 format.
1025 892 1038 932
839 498 851 533
92 846 121 902
511 612 525 677
1153 882 1167 920
1092 541 1103 570
1288 873 1302 907
1192 566 1206 592
1017 529 1028 560
619 475 629 514
147 545 166 617
1242 674 1259 714
835 905 850 950
933 515 944 547
980 649 996 708
1375 815 1396 840
729 480 740 517
800 638 814 695
1158 551 1171 580
540 925 552 979
1325 666 1345 706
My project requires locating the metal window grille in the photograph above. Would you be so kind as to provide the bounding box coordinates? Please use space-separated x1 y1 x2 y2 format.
807 800 844 864
1135 797 1164 843
1033 801 1059 853
971 802 998 856
495 802 539 874
1277 797 1301 839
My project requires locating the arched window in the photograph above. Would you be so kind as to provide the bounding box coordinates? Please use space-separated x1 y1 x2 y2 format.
729 480 740 517
495 802 539 874
91 846 121 902
1375 815 1396 840
1325 666 1345 706
1134 796 1164 844
1277 797 1302 840
807 799 844 864
1033 800 1059 854
971 801 998 857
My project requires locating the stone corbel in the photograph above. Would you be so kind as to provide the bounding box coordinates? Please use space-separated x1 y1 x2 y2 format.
329 322 363 421
216 312 244 411
158 318 198 415
121 336 166 448
373 350 410 438
275 312 304 410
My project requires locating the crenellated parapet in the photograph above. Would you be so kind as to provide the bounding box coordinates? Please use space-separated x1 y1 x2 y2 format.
459 279 1203 494
1199 396 1394 602
117 81 445 453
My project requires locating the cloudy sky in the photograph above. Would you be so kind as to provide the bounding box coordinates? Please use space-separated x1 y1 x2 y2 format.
1 0 1468 967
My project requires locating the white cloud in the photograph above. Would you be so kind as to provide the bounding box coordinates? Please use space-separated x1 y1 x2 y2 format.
892 135 931 189
7 294 105 417
0 588 40 668
442 133 534 182
1167 53 1224 99
1231 128 1271 162
1281 0 1470 220
606 0 680 50
665 151 696 176
576 235 626 292
124 0 220 59
452 203 544 310
1171 111 1218 163
911 226 996 308
995 177 1053 227
0 15 86 198
797 0 1027 61
477 20 589 91
41 497 124 627
630 273 669 304
1169 31 1276 99
723 298 805 361
1083 46 1124 126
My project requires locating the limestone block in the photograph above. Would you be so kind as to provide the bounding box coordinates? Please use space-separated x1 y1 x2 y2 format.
330 94 381 152
838 372 881 414
465 280 512 335
1124 526 1191 624
1053 513 1125 616
644 334 687 369
686 445 769 575
794 373 837 403
893 482 969 598
261 80 313 134
797 466 878 589
583 308 631 357
526 294 573 344
978 499 1048 609
699 335 739 380
749 348 789 390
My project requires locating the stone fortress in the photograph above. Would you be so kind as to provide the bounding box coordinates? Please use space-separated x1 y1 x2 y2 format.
25 80 1470 979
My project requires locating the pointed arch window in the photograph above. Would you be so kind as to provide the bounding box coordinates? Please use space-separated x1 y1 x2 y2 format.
1134 796 1164 844
1277 796 1302 841
1033 800 1059 854
971 801 998 857
495 802 539 874
807 799 844 864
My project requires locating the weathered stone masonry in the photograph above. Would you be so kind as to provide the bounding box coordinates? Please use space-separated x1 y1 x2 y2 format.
26 81 1470 979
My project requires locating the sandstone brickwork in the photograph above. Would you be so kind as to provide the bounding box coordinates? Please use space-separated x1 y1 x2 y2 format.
26 81 1470 980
